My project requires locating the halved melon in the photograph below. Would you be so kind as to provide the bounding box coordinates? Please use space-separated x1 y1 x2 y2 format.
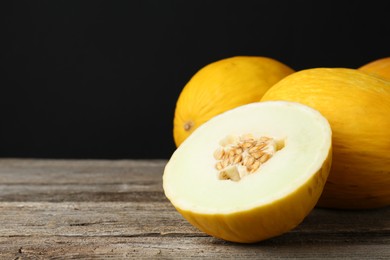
163 101 332 243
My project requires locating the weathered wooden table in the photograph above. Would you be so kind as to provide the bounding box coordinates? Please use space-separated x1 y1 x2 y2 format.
0 159 388 259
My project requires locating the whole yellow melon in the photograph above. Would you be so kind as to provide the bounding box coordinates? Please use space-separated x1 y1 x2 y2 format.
358 57 390 81
173 56 294 147
261 68 390 209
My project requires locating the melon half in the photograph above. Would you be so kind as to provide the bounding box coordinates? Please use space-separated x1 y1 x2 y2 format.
163 101 332 243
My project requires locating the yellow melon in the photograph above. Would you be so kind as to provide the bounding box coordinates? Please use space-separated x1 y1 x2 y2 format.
261 68 390 209
173 56 294 147
358 57 390 81
164 101 332 243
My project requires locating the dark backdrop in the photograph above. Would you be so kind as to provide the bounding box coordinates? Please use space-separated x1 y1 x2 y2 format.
2 0 389 159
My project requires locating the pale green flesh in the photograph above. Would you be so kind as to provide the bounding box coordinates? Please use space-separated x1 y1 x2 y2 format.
163 101 332 214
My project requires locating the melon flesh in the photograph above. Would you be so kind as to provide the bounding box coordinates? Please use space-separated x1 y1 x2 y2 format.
163 101 332 243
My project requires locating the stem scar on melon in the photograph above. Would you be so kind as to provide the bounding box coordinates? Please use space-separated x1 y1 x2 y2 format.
183 120 194 132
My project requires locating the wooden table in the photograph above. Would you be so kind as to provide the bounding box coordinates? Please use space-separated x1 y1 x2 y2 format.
0 159 388 259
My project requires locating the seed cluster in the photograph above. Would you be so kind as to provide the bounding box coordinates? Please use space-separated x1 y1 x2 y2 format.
214 134 276 181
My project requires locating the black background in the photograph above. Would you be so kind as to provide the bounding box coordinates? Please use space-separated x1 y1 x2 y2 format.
2 0 389 159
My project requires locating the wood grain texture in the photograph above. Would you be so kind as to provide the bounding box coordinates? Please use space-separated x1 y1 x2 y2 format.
0 159 389 259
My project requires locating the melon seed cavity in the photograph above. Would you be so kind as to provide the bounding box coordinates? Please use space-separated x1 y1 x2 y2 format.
214 134 285 181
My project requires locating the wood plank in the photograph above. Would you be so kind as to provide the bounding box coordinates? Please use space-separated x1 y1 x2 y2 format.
0 159 165 202
0 159 166 184
0 159 389 258
2 236 389 259
0 201 389 259
0 202 388 237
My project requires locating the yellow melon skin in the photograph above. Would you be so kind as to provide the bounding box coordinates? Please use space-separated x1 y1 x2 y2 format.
175 153 331 243
358 57 390 81
173 56 294 147
261 68 390 209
